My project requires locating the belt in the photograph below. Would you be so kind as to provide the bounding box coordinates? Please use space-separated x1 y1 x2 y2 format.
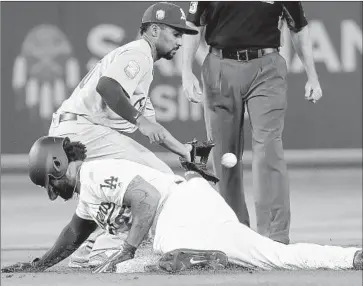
52 113 78 126
210 47 279 62
59 113 78 122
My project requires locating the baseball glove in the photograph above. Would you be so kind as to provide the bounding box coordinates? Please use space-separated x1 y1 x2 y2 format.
187 138 215 164
180 139 219 184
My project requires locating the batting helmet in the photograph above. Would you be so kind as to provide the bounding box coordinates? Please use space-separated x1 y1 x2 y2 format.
28 136 70 200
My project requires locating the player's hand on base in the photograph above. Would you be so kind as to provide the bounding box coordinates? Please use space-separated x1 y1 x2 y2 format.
304 79 322 104
136 116 167 144
1 262 38 273
182 72 202 103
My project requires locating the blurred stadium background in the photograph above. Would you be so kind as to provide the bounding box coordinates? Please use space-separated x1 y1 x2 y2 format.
1 1 362 255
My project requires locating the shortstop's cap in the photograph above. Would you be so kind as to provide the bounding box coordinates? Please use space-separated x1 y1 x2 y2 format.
142 2 198 35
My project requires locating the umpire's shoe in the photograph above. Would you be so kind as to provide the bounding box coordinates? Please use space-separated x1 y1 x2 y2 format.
353 250 363 270
159 249 228 272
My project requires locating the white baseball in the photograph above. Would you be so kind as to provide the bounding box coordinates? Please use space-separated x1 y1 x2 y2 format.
221 153 237 168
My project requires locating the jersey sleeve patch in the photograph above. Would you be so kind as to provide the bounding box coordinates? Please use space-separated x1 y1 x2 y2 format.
124 60 140 79
189 2 198 14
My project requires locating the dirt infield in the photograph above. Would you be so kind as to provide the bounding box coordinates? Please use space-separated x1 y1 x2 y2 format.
1 168 362 285
2 269 362 286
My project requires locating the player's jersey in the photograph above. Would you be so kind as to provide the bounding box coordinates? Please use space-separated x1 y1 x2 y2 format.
75 159 185 235
57 39 155 133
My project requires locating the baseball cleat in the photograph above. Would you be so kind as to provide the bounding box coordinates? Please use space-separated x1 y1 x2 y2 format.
89 252 109 268
68 255 90 268
89 248 122 269
68 248 91 268
68 240 94 268
158 248 228 272
353 250 362 270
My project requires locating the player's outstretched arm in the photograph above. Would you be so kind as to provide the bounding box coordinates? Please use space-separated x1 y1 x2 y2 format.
142 115 191 161
33 214 98 271
2 214 97 273
93 175 160 273
159 128 192 162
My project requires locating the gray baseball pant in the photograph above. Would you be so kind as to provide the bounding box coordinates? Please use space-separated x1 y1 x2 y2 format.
48 114 173 174
201 51 290 244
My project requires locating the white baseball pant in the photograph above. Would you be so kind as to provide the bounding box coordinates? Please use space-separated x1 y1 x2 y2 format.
153 178 360 270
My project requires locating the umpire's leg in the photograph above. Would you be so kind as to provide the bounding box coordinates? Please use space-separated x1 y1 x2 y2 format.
201 52 250 227
246 52 290 244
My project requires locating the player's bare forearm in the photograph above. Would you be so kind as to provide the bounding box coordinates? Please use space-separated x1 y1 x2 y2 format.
123 176 160 248
182 22 203 73
290 26 319 81
160 128 191 161
34 214 97 271
145 115 191 160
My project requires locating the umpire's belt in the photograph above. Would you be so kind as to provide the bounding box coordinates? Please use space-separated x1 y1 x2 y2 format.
210 47 279 62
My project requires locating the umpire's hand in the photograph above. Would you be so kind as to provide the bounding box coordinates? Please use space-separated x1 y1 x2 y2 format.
305 79 322 104
182 72 203 103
